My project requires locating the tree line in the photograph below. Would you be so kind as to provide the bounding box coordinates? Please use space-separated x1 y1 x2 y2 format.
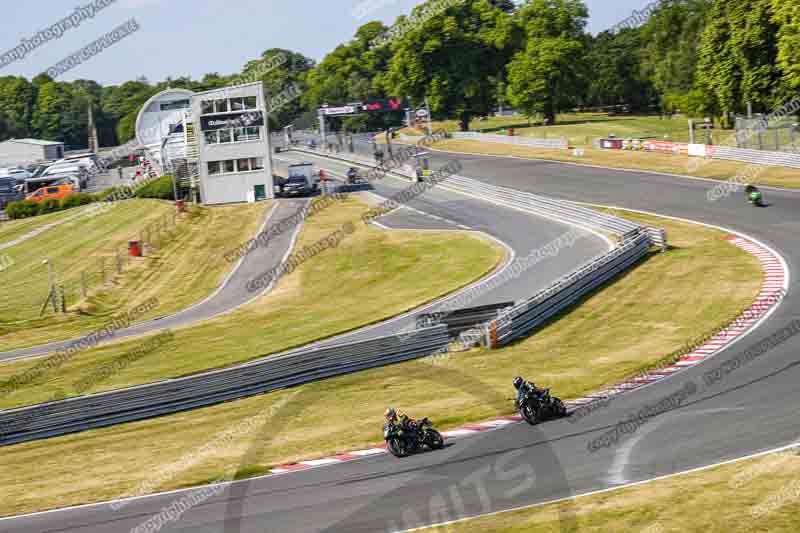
0 0 797 148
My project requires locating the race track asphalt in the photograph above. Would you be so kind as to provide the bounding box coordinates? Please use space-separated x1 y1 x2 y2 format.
4 146 799 532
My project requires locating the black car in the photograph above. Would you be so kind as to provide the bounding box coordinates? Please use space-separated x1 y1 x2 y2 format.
0 178 22 209
281 175 317 197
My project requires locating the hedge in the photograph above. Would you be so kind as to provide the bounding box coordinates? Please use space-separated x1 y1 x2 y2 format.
37 198 62 215
134 176 175 200
5 176 176 220
5 199 39 219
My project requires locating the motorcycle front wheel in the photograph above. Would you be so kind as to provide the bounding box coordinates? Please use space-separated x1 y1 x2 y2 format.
521 403 539 425
553 398 567 417
387 437 408 458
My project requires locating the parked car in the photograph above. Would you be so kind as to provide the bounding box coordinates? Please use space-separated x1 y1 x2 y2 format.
0 167 32 183
26 184 75 203
0 177 23 209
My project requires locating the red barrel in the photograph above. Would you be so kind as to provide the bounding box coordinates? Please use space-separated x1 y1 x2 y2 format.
129 240 142 257
508 128 515 136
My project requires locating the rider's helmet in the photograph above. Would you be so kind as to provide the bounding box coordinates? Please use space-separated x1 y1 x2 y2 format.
513 376 524 390
385 407 397 422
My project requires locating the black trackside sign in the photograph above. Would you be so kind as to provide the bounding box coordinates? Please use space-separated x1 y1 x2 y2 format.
201 111 264 131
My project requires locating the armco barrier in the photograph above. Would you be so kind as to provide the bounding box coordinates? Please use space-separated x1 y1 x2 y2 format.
398 132 569 149
451 131 568 149
492 231 652 346
293 147 665 344
0 149 666 446
293 146 642 238
709 145 800 169
0 326 449 446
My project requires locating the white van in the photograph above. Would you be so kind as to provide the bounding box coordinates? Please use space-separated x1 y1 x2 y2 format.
42 168 88 190
44 164 89 179
48 159 96 174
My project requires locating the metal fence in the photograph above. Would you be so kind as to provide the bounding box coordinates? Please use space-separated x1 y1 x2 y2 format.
41 210 180 315
0 325 449 446
735 115 800 152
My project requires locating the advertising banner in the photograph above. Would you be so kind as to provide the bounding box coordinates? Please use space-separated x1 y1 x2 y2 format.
644 141 689 154
688 144 709 157
201 111 264 131
320 105 360 116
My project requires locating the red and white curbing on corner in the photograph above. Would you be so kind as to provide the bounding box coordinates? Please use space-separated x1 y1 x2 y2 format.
269 416 524 475
270 236 788 476
567 236 787 411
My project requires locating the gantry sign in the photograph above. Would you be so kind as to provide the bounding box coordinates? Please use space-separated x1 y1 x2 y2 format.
317 98 409 140
319 98 408 117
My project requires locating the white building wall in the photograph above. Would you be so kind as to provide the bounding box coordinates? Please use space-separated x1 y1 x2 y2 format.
193 83 274 205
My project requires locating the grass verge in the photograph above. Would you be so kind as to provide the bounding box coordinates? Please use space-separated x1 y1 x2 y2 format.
0 207 95 247
0 199 266 351
404 137 800 189
0 195 504 409
0 209 762 517
427 448 800 532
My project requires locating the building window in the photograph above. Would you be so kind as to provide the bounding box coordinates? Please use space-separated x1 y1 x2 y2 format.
206 157 266 176
218 129 232 143
161 99 190 111
214 99 229 113
230 97 245 111
204 126 260 144
201 96 259 116
233 126 260 142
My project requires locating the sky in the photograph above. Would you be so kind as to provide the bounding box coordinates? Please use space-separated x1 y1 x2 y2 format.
0 0 656 86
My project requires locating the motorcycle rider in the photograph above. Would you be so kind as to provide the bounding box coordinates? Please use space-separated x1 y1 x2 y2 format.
346 167 358 183
746 184 763 205
513 376 547 407
385 407 417 433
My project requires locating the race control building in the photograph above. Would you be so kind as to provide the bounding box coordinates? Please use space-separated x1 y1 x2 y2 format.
135 83 274 205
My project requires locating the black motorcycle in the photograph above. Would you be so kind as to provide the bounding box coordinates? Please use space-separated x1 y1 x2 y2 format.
346 167 362 185
515 388 567 426
384 417 444 457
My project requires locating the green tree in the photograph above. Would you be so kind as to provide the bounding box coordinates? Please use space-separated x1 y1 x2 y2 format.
384 0 516 131
506 0 588 125
639 0 711 110
305 22 395 132
0 77 36 140
32 82 72 142
243 48 314 130
584 29 656 110
771 0 800 94
696 0 780 120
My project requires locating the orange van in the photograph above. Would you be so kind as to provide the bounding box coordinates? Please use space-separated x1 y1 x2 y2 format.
26 184 75 203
